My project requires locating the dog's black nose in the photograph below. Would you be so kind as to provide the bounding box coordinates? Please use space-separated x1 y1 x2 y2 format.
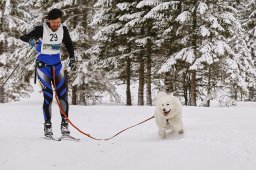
163 108 166 112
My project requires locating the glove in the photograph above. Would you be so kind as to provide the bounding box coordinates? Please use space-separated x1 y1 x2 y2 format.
68 58 76 70
29 38 38 48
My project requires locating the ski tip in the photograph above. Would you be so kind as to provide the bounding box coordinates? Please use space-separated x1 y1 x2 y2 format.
43 136 61 141
57 135 80 142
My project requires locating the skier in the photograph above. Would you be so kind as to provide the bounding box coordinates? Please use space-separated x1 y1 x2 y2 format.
20 8 75 138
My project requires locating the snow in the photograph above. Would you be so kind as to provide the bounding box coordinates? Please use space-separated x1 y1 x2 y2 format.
3 0 11 15
197 2 208 15
1 86 256 170
136 0 160 8
0 53 8 65
116 2 131 11
175 11 191 24
93 23 122 41
119 12 144 22
199 25 210 37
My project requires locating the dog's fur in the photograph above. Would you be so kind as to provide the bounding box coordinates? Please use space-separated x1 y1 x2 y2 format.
154 92 184 138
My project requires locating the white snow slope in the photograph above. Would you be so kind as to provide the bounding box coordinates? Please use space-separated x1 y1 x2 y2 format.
0 90 256 170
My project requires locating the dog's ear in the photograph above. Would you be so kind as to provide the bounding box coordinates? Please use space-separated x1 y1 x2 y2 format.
157 91 167 99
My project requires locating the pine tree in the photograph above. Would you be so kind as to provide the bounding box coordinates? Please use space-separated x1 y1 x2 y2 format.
67 0 121 105
1 0 255 106
156 0 253 106
0 0 37 102
135 1 186 106
89 0 136 105
238 0 256 101
91 0 168 105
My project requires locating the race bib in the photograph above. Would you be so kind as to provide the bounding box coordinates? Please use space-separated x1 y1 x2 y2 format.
40 23 63 54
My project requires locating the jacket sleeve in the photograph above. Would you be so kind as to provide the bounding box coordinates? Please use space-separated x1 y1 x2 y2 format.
62 26 75 59
20 26 43 42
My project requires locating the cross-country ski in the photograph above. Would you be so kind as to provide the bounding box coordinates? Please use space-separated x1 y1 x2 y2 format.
56 135 80 142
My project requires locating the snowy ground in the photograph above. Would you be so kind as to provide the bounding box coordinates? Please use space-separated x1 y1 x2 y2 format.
0 89 256 170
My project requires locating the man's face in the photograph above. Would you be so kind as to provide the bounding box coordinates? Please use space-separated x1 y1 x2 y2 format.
49 18 61 32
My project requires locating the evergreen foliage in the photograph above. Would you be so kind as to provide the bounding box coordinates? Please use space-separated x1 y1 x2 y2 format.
0 0 255 106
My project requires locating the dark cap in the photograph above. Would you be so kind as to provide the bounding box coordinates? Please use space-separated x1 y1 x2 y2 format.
48 8 63 20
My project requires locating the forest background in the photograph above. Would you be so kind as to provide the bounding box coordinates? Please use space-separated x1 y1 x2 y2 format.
0 0 255 107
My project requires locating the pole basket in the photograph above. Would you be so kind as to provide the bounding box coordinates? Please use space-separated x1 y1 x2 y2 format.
0 86 5 103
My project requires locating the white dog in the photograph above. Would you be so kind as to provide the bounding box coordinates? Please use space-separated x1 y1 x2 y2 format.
154 92 184 138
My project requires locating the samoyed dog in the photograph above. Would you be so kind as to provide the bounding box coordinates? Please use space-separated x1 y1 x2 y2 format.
154 92 184 138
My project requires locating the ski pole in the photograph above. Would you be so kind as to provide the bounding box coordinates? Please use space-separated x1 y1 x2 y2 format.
1 48 35 87
2 62 20 87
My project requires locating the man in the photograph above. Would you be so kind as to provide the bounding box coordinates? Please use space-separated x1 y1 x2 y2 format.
20 8 75 138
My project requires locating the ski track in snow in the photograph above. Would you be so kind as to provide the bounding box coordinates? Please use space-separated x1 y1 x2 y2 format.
0 91 256 170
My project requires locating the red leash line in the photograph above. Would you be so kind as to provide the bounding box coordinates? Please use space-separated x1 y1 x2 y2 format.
52 67 154 141
102 115 154 141
52 67 101 140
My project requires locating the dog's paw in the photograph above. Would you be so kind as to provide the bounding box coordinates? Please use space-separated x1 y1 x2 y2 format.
160 134 167 138
178 129 184 135
159 129 167 138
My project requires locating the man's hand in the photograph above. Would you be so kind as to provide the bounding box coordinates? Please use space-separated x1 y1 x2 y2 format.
29 38 38 48
68 58 76 70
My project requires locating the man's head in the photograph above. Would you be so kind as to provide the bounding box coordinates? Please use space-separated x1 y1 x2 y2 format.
47 8 63 32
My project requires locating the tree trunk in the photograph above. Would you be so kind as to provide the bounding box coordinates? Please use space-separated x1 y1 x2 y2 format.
79 84 86 105
0 86 4 103
240 87 243 101
233 85 238 100
190 71 197 106
126 56 132 105
69 0 81 106
248 87 255 101
191 0 198 106
72 85 77 105
0 15 4 103
146 54 152 106
206 66 211 107
137 55 144 105
64 69 69 90
164 72 173 93
183 73 188 105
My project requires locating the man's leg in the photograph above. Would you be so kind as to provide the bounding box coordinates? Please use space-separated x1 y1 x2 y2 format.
54 64 70 135
37 67 54 137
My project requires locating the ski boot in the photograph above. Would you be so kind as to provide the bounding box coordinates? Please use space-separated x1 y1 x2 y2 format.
44 121 53 137
61 118 70 136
